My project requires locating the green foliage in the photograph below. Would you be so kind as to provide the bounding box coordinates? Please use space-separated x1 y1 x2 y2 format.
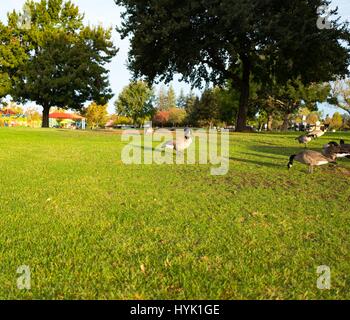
184 91 197 114
156 87 167 111
258 79 331 130
188 89 221 127
115 81 154 126
0 21 27 99
330 112 344 130
111 115 133 126
168 108 187 127
215 84 240 125
85 102 108 129
186 86 239 127
20 30 115 107
156 85 177 111
177 89 187 109
115 0 350 131
1 0 117 127
166 85 177 110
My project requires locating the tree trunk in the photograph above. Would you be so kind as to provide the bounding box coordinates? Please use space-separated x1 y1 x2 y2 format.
236 58 251 132
267 114 273 131
42 106 51 128
282 113 290 131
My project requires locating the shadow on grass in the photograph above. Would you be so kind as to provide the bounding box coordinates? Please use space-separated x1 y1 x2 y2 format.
240 152 284 161
229 145 309 169
248 145 312 157
130 144 162 153
229 157 284 169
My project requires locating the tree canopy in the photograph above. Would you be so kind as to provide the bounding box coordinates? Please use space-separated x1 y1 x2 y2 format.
1 0 117 127
115 81 154 126
258 79 331 130
115 0 350 131
84 102 108 129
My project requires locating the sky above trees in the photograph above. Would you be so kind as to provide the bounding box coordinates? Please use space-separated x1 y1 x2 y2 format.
1 0 350 115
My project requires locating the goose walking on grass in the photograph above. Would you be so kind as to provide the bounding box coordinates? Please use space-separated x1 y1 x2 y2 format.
163 128 193 152
339 140 350 159
287 150 338 174
296 135 313 148
323 141 350 159
307 128 328 139
340 139 350 150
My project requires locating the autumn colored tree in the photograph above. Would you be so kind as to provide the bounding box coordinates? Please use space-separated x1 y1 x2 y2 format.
306 112 320 125
153 110 170 127
330 112 344 130
25 107 42 127
85 102 108 129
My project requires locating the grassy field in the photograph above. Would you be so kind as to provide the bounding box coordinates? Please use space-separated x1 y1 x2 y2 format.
0 127 349 300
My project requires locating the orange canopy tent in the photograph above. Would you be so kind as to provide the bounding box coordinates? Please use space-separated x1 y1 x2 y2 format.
49 112 85 120
49 112 86 129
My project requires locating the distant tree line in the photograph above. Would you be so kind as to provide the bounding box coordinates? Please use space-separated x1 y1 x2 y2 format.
110 79 350 131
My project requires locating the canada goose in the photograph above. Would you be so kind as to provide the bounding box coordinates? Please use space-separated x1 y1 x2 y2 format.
340 139 350 148
322 141 339 152
339 140 350 158
296 135 313 148
307 128 328 139
323 142 350 159
163 127 193 152
287 150 337 174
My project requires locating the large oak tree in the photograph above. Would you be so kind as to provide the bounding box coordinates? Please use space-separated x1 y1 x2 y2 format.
1 0 117 127
115 0 350 131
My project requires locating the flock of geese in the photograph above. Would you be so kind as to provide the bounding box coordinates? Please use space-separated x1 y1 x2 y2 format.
289 128 350 173
161 127 350 174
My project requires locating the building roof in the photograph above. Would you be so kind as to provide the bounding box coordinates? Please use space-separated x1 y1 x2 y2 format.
49 112 85 120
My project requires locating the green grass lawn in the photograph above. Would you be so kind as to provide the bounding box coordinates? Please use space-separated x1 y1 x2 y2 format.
0 127 350 300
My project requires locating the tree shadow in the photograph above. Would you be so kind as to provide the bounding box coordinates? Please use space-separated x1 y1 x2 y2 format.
248 145 312 157
229 145 310 169
229 157 284 169
240 152 283 161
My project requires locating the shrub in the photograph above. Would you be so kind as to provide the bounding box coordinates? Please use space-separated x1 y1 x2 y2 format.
153 111 170 127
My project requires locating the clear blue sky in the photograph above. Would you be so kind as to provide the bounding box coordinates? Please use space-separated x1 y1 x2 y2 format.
1 0 350 115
